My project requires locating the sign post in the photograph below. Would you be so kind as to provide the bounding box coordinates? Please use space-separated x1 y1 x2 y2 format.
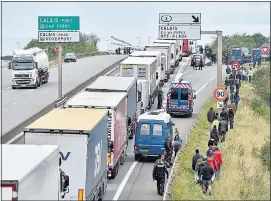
158 13 201 40
38 16 80 99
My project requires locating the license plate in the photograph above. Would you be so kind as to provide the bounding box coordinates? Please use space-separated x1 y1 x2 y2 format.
140 149 149 152
21 84 26 87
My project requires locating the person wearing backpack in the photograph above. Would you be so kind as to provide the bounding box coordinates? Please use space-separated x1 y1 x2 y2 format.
228 108 235 129
235 78 241 94
233 93 240 110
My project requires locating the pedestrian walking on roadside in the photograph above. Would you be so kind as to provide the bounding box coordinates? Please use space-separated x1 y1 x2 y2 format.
228 108 235 129
213 146 223 178
207 107 216 130
192 149 203 182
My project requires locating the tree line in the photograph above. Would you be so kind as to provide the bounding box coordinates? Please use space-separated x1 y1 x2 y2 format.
211 33 270 56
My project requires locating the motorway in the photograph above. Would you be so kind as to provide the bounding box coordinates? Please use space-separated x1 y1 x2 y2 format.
12 56 226 200
102 58 226 201
1 55 126 136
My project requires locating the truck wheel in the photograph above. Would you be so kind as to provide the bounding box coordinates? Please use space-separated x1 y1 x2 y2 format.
38 78 41 87
33 79 38 89
44 75 49 83
120 151 126 165
134 154 141 161
188 113 192 117
111 161 119 179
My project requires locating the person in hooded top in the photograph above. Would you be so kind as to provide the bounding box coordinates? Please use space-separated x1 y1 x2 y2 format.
210 125 220 144
207 151 218 183
212 146 223 178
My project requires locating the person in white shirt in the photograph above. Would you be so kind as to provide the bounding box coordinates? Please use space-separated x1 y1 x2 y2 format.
248 68 253 83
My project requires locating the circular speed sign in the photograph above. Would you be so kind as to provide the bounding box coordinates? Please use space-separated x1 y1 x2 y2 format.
231 61 241 72
213 87 227 101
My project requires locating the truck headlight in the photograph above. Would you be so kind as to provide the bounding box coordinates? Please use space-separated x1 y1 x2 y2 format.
12 79 16 84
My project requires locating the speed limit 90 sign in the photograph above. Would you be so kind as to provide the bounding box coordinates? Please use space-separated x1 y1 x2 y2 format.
213 87 227 101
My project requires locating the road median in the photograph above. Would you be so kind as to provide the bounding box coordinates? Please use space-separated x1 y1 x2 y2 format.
165 82 270 200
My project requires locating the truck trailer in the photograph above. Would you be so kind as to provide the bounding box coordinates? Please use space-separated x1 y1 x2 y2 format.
153 39 178 67
120 57 158 110
65 91 128 180
24 108 108 200
1 144 69 200
8 47 49 89
129 50 164 86
86 76 138 139
145 43 171 82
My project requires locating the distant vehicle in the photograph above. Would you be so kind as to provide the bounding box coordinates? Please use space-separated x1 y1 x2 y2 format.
191 54 205 68
251 48 262 63
182 40 190 57
231 47 250 64
8 47 49 89
64 53 77 62
166 80 196 117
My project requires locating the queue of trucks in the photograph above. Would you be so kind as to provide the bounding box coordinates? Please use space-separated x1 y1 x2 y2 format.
1 39 186 200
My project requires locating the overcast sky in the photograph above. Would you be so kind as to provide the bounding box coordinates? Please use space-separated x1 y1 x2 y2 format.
1 1 270 55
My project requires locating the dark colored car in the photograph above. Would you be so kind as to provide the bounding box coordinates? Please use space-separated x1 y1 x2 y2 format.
64 53 77 62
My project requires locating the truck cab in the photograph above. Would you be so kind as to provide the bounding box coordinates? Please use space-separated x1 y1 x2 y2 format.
134 110 174 160
8 48 49 89
166 80 196 117
251 48 262 63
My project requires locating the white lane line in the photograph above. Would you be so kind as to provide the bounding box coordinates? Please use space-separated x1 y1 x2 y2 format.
112 161 138 201
6 87 11 90
209 75 217 82
174 62 188 81
105 66 119 76
2 108 5 111
12 102 16 105
195 83 208 95
115 73 120 77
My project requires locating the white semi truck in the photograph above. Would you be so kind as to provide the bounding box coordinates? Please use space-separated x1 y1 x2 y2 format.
129 50 164 86
8 47 49 89
120 57 158 110
24 108 109 200
144 43 171 82
1 144 70 200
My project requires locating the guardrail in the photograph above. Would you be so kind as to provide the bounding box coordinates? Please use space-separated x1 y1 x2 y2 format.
2 56 127 144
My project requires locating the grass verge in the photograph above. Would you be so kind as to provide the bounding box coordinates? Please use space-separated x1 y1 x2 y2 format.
169 82 270 200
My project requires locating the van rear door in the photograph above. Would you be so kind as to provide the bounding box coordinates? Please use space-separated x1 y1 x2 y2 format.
169 88 180 107
180 88 189 108
136 122 152 152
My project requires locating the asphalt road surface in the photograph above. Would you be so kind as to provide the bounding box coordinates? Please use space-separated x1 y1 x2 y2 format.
1 55 126 135
103 59 226 201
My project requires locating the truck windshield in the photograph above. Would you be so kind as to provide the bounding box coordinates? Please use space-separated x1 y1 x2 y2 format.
232 50 241 57
12 62 34 70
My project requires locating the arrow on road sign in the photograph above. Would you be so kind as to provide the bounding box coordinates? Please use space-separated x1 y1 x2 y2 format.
192 15 199 23
261 46 270 54
216 101 224 109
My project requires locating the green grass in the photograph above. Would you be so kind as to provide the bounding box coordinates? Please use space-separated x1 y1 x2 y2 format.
169 82 270 200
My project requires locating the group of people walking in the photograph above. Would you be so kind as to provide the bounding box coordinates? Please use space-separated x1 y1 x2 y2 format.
191 67 245 195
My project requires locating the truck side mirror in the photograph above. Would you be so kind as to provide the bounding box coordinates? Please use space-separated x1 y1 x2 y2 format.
156 72 158 80
59 157 62 166
171 53 173 59
161 64 164 71
194 95 197 99
35 62 38 69
8 62 12 69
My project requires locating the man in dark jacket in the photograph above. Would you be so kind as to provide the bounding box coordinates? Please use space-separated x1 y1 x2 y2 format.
173 135 182 158
233 93 240 110
153 155 169 196
228 107 235 129
218 118 228 142
200 163 214 195
210 125 220 144
225 77 230 90
236 71 242 80
207 107 215 129
220 108 228 121
192 149 203 182
164 137 173 166
235 78 241 94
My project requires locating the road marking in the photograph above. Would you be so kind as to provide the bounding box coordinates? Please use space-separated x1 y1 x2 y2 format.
29 93 32 96
195 83 208 95
12 102 16 105
183 69 193 75
115 73 120 77
41 87 45 90
209 75 217 82
112 161 138 201
105 66 119 76
2 108 5 111
6 87 11 90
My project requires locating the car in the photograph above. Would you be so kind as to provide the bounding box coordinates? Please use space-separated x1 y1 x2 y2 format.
64 53 77 62
191 54 205 68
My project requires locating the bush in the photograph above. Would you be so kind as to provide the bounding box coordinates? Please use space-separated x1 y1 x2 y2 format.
24 32 100 61
260 138 270 171
251 98 270 118
252 67 270 105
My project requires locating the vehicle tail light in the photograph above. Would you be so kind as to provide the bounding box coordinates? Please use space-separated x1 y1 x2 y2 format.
107 170 112 177
167 94 170 104
134 145 137 150
78 189 84 201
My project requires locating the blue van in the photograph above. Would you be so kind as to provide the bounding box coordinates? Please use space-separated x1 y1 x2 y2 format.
166 80 196 117
134 110 174 161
